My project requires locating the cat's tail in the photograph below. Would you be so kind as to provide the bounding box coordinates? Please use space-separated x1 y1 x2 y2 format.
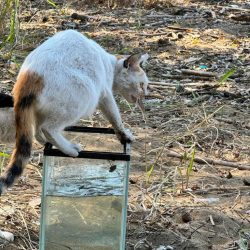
0 71 44 195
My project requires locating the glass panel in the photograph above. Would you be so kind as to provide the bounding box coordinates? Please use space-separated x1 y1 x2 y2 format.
39 154 129 250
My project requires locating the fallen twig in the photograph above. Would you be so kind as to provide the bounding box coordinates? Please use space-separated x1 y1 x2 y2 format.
149 81 219 87
167 26 192 31
217 6 250 12
149 81 176 87
186 95 210 107
209 215 215 226
145 14 175 19
192 187 250 195
181 69 218 78
138 32 170 37
145 20 168 27
165 150 250 170
162 74 213 81
145 94 165 100
71 13 98 22
231 14 250 22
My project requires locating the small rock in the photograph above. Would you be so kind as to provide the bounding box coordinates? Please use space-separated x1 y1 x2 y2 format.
158 38 171 46
155 246 174 250
243 178 250 186
156 247 167 250
0 230 14 243
226 171 233 179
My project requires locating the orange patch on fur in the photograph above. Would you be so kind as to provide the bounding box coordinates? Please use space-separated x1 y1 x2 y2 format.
13 71 44 105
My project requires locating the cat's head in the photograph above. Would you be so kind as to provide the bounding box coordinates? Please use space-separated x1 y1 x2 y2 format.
113 53 149 105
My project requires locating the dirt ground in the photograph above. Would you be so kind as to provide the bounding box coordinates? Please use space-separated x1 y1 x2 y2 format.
0 0 250 249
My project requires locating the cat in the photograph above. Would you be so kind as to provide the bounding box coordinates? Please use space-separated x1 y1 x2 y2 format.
0 29 149 195
0 93 15 143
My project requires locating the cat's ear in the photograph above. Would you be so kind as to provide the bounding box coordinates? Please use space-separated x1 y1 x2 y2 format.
123 53 149 69
123 54 140 69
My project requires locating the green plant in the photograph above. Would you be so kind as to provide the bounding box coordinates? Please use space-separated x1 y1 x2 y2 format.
146 144 165 183
0 0 19 51
47 0 57 8
134 8 142 30
178 147 196 191
146 164 154 183
0 146 10 175
185 147 195 189
191 91 199 99
219 67 237 84
237 229 250 250
0 152 10 158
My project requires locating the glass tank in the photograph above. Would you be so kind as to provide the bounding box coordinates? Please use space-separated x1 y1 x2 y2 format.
39 127 130 250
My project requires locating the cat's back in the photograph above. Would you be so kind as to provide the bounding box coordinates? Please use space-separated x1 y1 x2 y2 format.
39 30 96 52
18 30 115 99
22 30 110 70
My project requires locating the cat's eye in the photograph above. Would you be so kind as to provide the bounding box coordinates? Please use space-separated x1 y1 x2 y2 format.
123 59 129 69
139 62 143 68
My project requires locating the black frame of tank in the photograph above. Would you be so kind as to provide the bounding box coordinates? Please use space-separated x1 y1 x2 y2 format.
43 126 130 161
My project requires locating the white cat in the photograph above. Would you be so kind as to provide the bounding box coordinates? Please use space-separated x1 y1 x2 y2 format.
0 30 149 194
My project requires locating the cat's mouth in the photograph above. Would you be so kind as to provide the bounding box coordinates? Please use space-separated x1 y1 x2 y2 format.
137 98 145 111
130 95 145 111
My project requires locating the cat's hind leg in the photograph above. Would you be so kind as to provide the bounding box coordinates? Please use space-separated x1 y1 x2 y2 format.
35 128 47 145
41 127 81 157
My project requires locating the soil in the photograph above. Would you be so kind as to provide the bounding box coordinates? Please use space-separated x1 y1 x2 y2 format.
0 0 250 249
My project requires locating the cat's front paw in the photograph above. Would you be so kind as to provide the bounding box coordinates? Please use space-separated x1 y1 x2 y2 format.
61 143 82 157
71 143 82 152
116 129 134 144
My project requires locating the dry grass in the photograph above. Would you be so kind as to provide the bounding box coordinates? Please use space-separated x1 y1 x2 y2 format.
82 0 189 7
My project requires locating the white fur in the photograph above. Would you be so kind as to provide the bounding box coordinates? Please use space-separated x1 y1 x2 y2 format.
15 30 149 156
